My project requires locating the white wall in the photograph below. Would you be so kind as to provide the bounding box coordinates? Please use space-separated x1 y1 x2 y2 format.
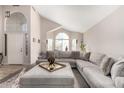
0 6 3 53
40 17 60 51
30 7 41 64
47 28 83 51
40 17 83 52
84 6 124 58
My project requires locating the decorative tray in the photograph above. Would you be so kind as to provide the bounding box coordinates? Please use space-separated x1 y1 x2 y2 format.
39 62 66 72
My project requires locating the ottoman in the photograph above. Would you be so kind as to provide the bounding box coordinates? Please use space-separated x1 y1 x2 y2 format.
19 63 74 88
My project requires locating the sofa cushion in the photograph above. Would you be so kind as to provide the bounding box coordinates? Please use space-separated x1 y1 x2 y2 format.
111 58 124 81
38 59 48 62
90 52 105 66
54 50 60 58
56 58 76 68
56 58 75 62
80 52 90 61
114 77 124 88
39 51 47 59
47 51 55 58
76 60 98 72
59 51 71 58
71 51 80 59
36 59 48 64
100 56 115 76
83 67 115 88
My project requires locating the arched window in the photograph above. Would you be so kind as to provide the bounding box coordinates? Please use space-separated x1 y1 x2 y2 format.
47 39 53 51
56 33 69 39
72 39 77 51
55 33 69 51
6 12 27 32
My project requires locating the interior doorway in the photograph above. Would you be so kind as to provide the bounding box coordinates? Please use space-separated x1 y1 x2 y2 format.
7 32 24 64
5 12 27 64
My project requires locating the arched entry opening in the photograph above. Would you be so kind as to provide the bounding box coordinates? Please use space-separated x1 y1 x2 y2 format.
5 12 28 64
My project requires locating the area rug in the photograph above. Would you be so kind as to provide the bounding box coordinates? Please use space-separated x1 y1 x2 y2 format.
0 65 23 83
0 68 25 88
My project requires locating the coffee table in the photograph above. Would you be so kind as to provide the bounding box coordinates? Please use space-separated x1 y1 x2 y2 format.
19 62 75 88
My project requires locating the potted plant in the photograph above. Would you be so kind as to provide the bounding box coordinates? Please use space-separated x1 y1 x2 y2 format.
80 42 86 53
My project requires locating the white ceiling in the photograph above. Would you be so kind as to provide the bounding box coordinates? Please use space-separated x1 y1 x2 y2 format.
34 5 120 33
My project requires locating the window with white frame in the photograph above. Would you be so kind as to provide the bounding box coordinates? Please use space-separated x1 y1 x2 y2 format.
55 33 69 51
47 39 53 51
72 39 77 51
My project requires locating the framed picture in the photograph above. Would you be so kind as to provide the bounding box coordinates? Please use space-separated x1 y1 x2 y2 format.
33 38 36 42
38 39 40 43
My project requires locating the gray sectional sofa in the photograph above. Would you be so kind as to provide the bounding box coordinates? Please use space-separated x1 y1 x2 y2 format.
36 51 124 88
37 51 90 68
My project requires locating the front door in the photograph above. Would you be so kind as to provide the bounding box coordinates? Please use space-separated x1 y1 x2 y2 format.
7 32 24 64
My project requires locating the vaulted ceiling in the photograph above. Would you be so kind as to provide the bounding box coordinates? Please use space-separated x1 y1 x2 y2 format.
34 5 120 33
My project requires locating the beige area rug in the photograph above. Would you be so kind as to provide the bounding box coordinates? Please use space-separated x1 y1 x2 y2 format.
0 65 23 83
0 64 35 88
0 68 25 88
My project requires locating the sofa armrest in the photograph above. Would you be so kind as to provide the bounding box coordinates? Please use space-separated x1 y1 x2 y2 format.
115 77 124 88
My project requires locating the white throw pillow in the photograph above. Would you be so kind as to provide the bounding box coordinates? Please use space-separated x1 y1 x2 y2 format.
114 77 124 88
90 52 105 65
111 58 124 81
80 52 90 61
100 56 115 76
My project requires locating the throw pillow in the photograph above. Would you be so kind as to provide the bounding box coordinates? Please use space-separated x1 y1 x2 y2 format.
80 52 90 61
59 51 71 58
111 58 124 81
38 51 47 59
71 51 80 59
100 56 115 76
47 51 55 58
54 50 60 58
90 52 105 65
114 77 124 88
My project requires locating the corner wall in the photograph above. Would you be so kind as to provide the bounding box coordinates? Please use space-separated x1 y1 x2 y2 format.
30 7 41 64
83 6 124 58
40 17 61 51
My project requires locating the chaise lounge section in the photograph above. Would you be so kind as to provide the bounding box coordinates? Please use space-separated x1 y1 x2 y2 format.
76 60 115 88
